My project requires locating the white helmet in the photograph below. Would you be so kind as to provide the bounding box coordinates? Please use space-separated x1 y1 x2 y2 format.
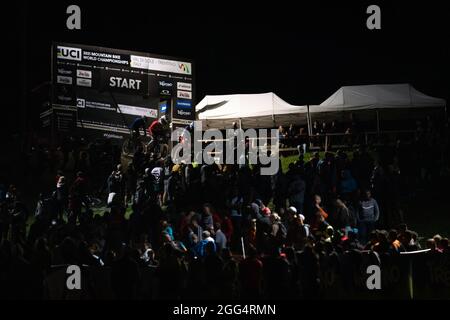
160 115 168 125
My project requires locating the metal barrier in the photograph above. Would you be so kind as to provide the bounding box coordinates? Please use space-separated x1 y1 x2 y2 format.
196 130 417 158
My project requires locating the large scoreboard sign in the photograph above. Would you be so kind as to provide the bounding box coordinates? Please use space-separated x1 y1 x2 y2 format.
51 42 195 139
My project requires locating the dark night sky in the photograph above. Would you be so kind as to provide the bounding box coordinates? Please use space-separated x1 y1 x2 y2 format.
1 1 449 133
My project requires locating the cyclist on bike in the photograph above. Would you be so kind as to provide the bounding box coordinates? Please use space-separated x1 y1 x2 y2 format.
130 115 148 138
147 115 169 154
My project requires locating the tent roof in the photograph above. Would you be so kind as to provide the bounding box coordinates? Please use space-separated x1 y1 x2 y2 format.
311 84 446 113
196 92 307 128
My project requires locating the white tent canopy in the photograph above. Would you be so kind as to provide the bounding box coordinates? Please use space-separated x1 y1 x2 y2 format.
310 84 446 113
196 92 308 129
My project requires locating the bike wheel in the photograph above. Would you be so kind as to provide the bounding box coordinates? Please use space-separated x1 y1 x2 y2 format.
122 138 134 155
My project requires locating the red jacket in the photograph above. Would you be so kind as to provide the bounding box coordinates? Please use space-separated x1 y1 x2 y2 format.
147 120 164 136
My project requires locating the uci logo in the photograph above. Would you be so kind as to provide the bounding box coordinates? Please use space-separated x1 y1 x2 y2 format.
57 46 82 61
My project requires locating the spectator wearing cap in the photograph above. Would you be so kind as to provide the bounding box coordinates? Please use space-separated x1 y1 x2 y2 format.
287 206 297 216
269 213 287 248
284 206 298 226
286 212 310 250
269 213 282 237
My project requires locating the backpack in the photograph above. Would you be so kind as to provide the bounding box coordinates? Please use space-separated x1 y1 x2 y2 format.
276 222 288 243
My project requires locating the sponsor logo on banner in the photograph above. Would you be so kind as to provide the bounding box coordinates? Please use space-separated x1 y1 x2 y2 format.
159 80 174 96
177 90 192 99
77 98 86 108
174 98 193 120
57 75 73 85
130 55 192 75
159 81 173 88
150 109 159 118
57 46 82 61
77 78 92 87
117 104 158 118
176 99 192 109
177 82 192 91
77 70 92 79
58 68 73 75
178 63 190 74
176 109 191 117
82 100 113 110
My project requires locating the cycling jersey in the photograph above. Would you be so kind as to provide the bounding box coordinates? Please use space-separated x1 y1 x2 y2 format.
148 120 164 136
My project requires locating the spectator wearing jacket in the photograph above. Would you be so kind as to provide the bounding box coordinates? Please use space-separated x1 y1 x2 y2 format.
358 190 380 242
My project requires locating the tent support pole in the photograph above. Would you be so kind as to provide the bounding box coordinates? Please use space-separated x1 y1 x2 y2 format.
376 109 380 137
307 104 313 149
306 104 312 136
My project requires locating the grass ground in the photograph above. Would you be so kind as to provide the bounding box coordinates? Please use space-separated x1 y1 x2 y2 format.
402 193 450 240
280 151 330 173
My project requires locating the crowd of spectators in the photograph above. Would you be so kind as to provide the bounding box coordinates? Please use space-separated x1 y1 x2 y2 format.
0 116 449 299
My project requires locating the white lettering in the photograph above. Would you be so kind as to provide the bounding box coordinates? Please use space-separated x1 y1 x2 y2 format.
109 77 142 90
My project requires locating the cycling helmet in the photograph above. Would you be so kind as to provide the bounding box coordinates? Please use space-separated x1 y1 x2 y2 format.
160 115 168 125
